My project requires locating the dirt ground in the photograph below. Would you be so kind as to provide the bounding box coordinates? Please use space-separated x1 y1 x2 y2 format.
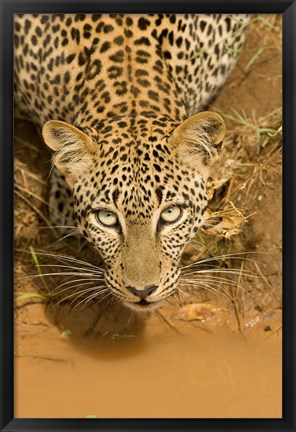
14 15 282 418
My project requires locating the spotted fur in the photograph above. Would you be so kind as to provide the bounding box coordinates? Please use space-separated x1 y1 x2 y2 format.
14 13 248 311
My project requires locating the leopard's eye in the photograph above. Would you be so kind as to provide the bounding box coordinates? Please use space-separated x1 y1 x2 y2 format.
160 205 182 223
95 209 118 227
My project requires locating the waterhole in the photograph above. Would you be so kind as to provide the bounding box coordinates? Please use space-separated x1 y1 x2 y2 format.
15 304 281 418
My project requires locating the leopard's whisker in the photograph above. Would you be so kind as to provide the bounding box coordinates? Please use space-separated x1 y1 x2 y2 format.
182 262 262 276
39 225 77 230
70 286 108 303
181 264 242 275
181 284 232 300
183 269 258 278
52 275 104 288
30 251 104 271
181 267 258 278
180 276 239 286
71 287 109 307
75 288 110 309
179 275 251 297
21 272 103 280
55 286 105 304
97 294 115 314
54 283 98 297
180 277 231 291
53 278 105 295
47 229 80 247
127 309 137 326
93 291 113 307
188 282 231 299
179 281 235 293
37 263 103 275
181 251 266 269
54 285 107 306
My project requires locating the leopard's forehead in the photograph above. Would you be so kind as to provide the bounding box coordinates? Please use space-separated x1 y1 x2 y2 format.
73 115 207 221
86 114 178 142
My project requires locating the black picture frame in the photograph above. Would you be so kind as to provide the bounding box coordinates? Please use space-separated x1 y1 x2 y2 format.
0 0 295 431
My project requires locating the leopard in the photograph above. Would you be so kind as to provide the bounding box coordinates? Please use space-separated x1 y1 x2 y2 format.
14 13 249 312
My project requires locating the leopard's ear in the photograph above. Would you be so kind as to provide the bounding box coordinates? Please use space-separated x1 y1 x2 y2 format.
42 120 97 186
170 111 226 173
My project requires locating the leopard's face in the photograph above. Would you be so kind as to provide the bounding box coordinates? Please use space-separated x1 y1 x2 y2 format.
72 137 208 310
42 112 225 311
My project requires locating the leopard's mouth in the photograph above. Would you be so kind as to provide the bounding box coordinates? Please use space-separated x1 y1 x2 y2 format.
104 275 170 311
138 299 149 306
123 299 163 312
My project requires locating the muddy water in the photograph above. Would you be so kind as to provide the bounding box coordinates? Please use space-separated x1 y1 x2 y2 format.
15 307 281 419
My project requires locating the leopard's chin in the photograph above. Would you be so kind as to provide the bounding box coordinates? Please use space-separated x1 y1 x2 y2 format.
123 299 164 312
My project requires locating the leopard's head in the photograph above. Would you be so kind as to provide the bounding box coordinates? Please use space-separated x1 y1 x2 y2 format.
43 112 225 311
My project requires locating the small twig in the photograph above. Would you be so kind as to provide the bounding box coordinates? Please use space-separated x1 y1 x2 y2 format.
156 310 180 333
15 354 71 363
15 189 59 237
231 261 244 333
15 183 49 206
254 261 280 303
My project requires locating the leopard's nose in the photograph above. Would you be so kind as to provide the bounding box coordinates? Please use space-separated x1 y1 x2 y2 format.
126 284 158 299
